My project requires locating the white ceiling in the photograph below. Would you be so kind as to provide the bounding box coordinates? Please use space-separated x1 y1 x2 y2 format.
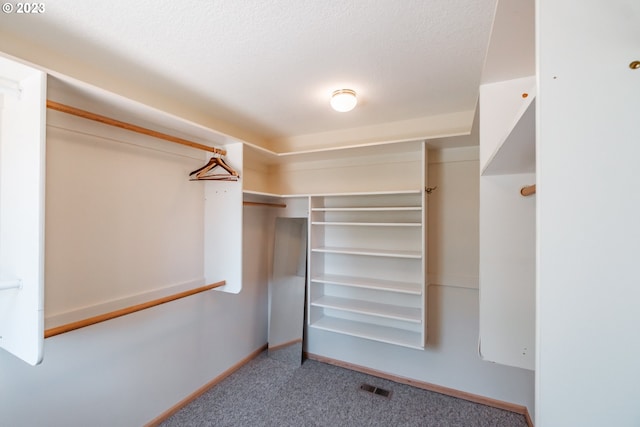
0 0 533 151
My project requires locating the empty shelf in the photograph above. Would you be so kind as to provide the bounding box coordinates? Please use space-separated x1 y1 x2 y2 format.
310 316 423 349
312 222 421 227
311 274 422 295
311 296 421 323
312 207 421 212
312 247 422 259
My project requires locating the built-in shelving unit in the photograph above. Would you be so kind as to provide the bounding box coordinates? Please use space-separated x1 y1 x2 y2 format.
241 139 429 349
307 190 426 349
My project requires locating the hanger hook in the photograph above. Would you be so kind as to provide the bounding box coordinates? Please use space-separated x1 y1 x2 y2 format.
425 186 438 195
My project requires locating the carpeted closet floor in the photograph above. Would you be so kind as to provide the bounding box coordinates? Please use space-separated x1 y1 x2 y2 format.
160 350 528 427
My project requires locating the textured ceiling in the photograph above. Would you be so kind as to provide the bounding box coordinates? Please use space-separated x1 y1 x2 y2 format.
0 0 504 149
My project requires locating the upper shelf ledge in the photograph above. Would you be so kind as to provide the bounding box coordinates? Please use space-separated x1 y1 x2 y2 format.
479 76 536 176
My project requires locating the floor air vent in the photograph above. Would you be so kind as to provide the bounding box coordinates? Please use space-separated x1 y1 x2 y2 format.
360 383 392 398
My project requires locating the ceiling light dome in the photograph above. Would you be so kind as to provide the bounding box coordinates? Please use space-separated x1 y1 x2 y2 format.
330 89 357 112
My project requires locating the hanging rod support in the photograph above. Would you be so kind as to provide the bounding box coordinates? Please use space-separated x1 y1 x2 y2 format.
520 184 536 197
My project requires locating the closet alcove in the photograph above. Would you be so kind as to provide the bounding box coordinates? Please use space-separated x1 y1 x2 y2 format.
2 58 533 419
41 74 245 340
243 140 429 349
479 75 536 370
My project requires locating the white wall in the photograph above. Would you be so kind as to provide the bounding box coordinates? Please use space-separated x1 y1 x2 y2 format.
536 1 640 425
44 112 205 326
0 280 268 426
306 147 535 412
272 142 423 195
0 115 272 426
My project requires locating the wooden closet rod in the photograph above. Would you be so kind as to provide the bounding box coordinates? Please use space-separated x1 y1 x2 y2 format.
44 280 225 338
243 201 287 208
520 184 536 197
47 100 227 156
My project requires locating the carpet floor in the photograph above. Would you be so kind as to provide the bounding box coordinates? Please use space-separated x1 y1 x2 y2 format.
160 350 528 427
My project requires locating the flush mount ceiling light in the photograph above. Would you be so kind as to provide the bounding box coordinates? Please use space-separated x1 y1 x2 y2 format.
330 89 357 112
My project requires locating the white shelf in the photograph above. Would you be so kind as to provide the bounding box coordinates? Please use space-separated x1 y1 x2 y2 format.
311 296 421 323
312 246 422 259
304 190 422 197
242 189 282 198
263 189 424 198
310 316 423 349
312 221 421 227
312 207 421 212
242 190 284 205
482 95 536 176
311 274 422 295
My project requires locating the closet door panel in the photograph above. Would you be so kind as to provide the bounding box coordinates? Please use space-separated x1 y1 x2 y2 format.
44 121 206 326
